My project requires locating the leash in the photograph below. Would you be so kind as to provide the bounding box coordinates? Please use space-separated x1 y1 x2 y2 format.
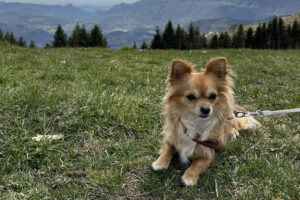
180 108 300 150
233 108 300 118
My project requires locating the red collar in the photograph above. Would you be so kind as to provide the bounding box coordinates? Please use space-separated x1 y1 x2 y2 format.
182 123 219 150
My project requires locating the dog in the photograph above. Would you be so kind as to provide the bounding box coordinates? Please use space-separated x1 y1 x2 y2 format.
152 57 260 186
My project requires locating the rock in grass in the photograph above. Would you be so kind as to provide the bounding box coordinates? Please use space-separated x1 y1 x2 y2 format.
32 134 63 141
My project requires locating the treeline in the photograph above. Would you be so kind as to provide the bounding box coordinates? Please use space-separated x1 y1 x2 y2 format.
149 20 207 50
0 29 36 48
215 17 300 49
50 24 107 48
149 17 300 49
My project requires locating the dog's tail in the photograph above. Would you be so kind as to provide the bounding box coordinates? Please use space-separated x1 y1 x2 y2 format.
233 105 261 131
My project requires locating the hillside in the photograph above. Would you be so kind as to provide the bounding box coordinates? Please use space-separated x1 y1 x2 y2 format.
0 45 299 199
224 13 300 36
106 29 154 49
188 18 260 33
97 0 300 31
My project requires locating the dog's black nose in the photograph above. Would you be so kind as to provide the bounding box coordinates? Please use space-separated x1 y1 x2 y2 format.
200 106 210 115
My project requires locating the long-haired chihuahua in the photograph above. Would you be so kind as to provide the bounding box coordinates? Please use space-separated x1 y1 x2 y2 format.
152 57 260 186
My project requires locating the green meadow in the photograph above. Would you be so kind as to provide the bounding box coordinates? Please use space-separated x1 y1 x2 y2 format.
0 43 299 199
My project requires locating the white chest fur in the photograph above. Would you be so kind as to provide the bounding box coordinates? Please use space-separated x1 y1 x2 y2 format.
177 116 217 163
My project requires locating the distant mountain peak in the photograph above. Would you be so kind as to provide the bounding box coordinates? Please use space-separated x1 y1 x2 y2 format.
65 4 75 7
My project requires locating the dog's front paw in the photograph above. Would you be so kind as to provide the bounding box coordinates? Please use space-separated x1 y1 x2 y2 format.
230 128 240 139
151 160 169 171
181 172 198 186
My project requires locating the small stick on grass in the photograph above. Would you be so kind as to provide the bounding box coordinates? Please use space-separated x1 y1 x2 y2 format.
215 179 219 198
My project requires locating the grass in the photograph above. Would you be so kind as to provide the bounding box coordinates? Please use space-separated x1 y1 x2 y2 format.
0 43 299 199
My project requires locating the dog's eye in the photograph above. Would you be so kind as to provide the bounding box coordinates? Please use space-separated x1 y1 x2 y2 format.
186 94 196 101
208 93 217 100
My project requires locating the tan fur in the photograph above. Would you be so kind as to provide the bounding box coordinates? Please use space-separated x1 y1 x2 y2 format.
152 57 260 186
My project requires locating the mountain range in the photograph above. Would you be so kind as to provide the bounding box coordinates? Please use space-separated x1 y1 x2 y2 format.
0 2 94 20
0 0 299 48
97 0 300 31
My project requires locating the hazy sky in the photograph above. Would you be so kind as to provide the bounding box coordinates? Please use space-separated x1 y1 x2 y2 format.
2 0 140 6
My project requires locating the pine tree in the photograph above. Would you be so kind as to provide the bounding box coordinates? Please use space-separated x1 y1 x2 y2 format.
29 40 36 48
4 31 10 42
44 42 52 48
67 37 73 47
253 25 262 49
162 20 175 49
187 23 196 49
218 32 225 48
195 27 200 37
278 18 288 49
194 27 200 49
219 32 231 48
223 32 231 48
286 24 293 48
103 38 108 48
9 32 17 44
194 27 206 49
79 25 89 47
266 20 273 48
140 41 148 49
89 25 106 47
261 23 268 49
235 24 244 48
151 27 162 49
174 25 187 50
292 20 300 49
133 41 137 49
245 27 254 48
210 34 219 49
271 17 279 49
68 24 81 47
232 34 238 48
0 29 3 41
199 34 208 48
53 24 67 47
17 36 27 47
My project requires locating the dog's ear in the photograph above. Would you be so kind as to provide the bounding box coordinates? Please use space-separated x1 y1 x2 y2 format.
204 57 228 78
168 60 194 82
